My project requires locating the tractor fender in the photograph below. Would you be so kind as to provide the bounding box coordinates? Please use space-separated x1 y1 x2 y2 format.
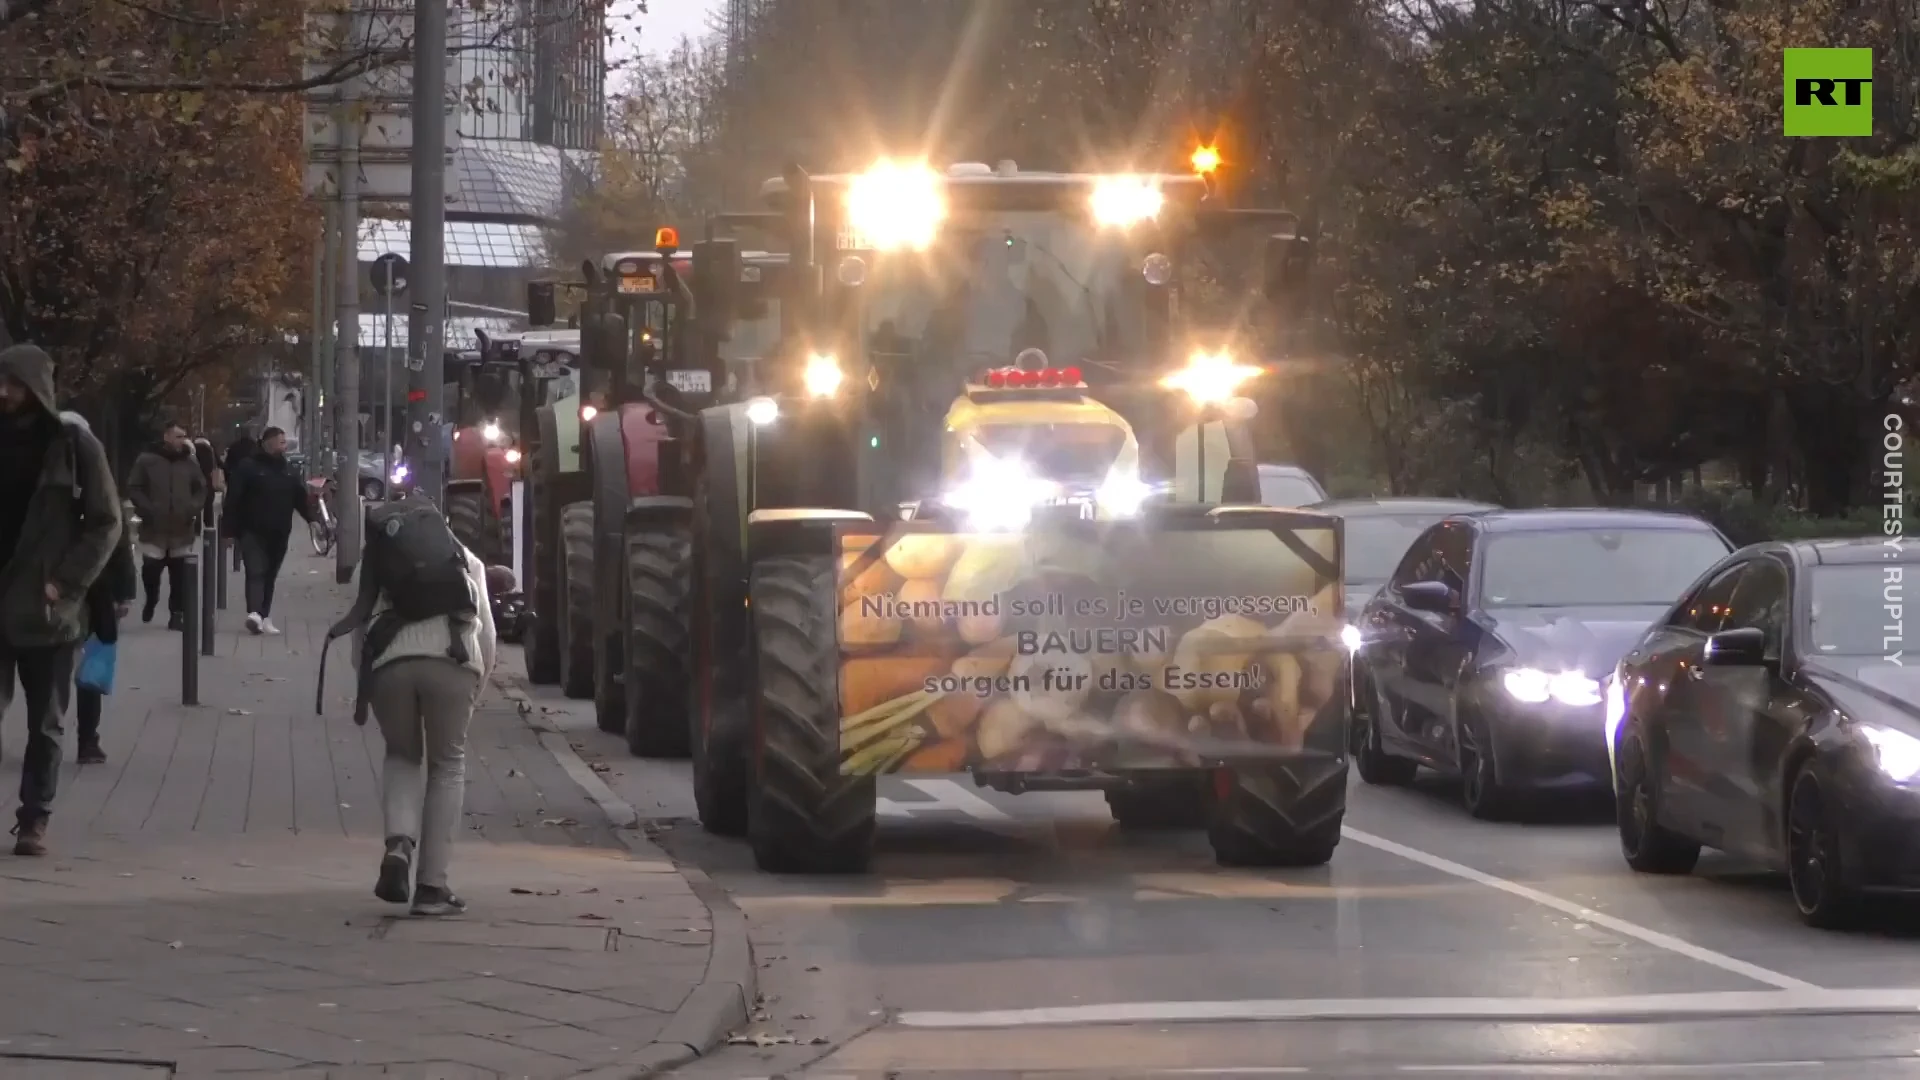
626 495 694 531
617 402 672 498
746 509 875 562
552 399 584 474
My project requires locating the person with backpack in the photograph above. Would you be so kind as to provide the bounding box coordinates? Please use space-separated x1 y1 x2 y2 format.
0 345 123 857
328 499 495 915
221 426 313 634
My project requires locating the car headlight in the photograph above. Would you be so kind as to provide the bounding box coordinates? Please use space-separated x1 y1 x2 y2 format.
1094 470 1151 518
481 421 503 442
802 354 842 398
1162 350 1262 405
390 463 409 485
1340 624 1364 653
944 456 1060 532
745 396 779 426
1502 667 1602 707
1091 176 1164 227
1862 725 1920 783
845 160 945 251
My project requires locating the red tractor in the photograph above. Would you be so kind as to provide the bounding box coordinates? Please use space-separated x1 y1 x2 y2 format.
447 332 581 569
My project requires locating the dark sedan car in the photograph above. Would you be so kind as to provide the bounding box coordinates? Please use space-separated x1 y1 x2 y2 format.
1610 537 1920 928
1352 509 1731 817
1308 497 1501 614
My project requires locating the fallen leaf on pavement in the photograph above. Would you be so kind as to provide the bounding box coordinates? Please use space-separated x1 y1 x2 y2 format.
727 1033 798 1047
577 913 607 920
540 817 579 827
509 887 560 896
226 708 250 716
166 941 183 949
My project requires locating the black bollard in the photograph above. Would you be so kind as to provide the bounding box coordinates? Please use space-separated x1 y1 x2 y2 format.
181 551 200 705
200 526 216 656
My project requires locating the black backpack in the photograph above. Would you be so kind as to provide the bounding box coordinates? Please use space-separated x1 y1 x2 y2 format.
364 499 476 625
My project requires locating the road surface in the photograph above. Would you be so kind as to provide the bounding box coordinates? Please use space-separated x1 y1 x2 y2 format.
535 698 1920 1079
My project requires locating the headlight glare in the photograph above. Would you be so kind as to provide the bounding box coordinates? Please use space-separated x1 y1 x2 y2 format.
1862 725 1920 783
1502 667 1601 707
1163 350 1262 404
803 354 842 398
845 160 945 251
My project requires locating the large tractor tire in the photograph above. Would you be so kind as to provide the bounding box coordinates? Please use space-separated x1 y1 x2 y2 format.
745 554 876 874
624 522 693 758
689 475 749 837
1207 760 1348 867
559 501 597 702
525 421 563 685
445 489 498 565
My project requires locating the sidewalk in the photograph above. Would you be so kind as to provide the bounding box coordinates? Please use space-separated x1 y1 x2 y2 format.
0 549 736 1079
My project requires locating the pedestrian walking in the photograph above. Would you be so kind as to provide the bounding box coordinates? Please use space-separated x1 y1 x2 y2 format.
328 499 496 915
0 345 123 857
76 486 136 764
124 422 207 630
221 426 313 635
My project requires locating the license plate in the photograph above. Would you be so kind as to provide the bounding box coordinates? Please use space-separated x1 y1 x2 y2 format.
666 369 711 393
836 225 870 250
617 275 656 293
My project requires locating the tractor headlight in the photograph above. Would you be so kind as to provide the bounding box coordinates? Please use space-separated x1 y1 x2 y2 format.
503 448 522 465
481 421 503 443
580 404 598 423
745 396 779 426
845 160 945 251
1091 176 1164 227
1162 350 1262 405
944 457 1060 532
803 353 842 398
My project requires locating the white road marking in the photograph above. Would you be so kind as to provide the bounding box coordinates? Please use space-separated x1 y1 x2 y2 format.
1396 1065 1826 1074
1340 826 1818 991
892 986 1920 1028
877 777 1013 820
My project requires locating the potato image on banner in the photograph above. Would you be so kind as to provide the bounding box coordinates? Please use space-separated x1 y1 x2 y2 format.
1008 649 1091 725
1166 614 1265 710
1113 688 1185 738
896 577 947 636
840 539 902 607
841 655 948 718
943 536 1023 644
840 598 902 652
885 533 962 580
975 697 1037 761
1260 653 1306 748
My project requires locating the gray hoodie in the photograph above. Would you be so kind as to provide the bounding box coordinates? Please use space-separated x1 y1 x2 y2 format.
0 344 124 646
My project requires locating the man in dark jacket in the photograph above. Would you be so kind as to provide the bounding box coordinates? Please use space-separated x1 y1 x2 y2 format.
0 344 123 856
222 426 312 635
125 422 207 630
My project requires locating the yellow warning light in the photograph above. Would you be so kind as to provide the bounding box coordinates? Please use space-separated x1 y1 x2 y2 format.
655 226 679 250
1190 145 1221 175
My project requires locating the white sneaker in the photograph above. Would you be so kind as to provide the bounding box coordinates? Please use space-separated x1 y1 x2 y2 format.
261 618 281 635
245 613 263 634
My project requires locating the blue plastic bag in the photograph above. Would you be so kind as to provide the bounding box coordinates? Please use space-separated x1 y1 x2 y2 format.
77 636 117 695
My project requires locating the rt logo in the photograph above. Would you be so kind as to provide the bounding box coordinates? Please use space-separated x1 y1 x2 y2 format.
1784 48 1872 136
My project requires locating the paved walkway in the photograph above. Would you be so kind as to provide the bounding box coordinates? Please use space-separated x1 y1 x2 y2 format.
0 549 722 1079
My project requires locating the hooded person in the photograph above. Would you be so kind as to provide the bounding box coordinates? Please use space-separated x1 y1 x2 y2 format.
124 421 207 630
0 344 123 856
220 426 313 634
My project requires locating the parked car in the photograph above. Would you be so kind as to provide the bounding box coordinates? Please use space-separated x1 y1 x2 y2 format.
1307 497 1500 613
1609 537 1920 927
1257 464 1327 507
1350 509 1731 817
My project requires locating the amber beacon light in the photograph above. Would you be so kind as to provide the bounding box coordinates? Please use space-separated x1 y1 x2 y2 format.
1190 145 1221 175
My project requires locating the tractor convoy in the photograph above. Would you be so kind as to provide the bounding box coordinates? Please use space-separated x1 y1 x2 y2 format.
498 154 1349 875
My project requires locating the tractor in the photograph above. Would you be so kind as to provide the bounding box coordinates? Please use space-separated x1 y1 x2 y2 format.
446 331 581 569
651 158 1349 875
523 242 696 699
580 243 789 755
510 322 592 688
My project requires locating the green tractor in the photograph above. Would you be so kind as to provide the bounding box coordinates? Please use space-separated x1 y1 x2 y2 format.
644 159 1350 875
513 320 591 690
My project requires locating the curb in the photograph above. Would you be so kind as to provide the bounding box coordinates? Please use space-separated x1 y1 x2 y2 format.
494 674 757 1079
